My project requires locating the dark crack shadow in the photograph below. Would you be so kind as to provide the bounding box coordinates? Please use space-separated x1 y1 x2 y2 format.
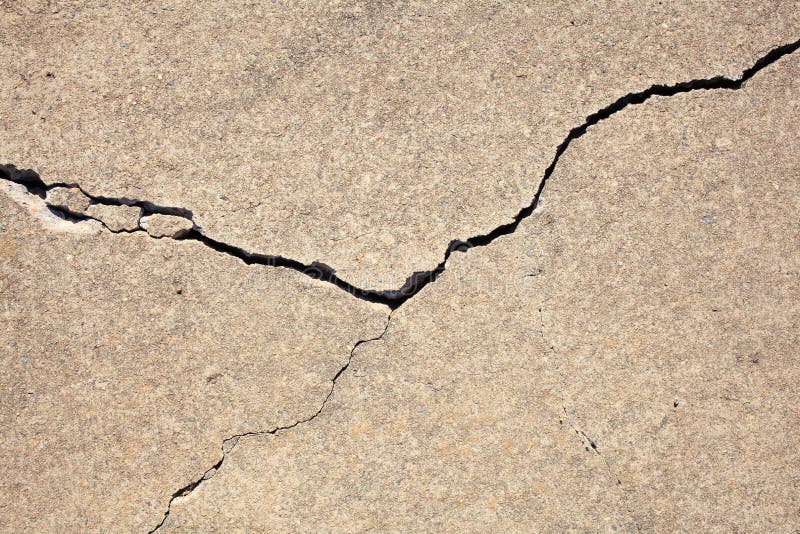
2 38 798 312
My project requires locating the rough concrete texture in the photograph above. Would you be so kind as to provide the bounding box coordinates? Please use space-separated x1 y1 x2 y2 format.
85 203 141 232
2 1 800 288
156 41 800 532
45 186 90 214
1 2 800 533
140 213 194 238
0 194 386 531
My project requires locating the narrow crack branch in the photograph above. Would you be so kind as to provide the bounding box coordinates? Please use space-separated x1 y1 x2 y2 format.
2 37 798 312
540 305 638 531
147 312 393 533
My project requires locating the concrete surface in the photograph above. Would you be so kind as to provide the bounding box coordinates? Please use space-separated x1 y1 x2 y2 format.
147 45 800 533
1 1 799 532
2 1 800 289
0 193 386 531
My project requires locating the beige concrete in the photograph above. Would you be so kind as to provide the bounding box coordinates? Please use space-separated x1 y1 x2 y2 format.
45 186 90 213
140 213 194 238
158 41 800 533
85 203 141 232
2 2 799 532
0 180 101 235
0 194 387 531
2 1 799 288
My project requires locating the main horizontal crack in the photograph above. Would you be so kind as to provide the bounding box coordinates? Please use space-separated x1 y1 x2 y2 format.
0 165 400 306
2 38 798 312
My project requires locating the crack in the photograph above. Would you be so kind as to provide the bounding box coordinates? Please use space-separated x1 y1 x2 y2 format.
560 404 619 486
1 37 798 534
2 38 799 312
400 37 800 300
0 165 398 307
540 304 639 531
34 196 143 236
147 311 393 533
538 309 607 464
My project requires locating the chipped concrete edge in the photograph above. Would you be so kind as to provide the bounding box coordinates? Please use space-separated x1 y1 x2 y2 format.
0 180 102 235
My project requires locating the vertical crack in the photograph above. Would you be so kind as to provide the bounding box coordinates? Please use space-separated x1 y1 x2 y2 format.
539 306 639 531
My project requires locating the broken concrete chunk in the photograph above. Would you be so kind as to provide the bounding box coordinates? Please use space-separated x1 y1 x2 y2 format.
45 187 90 214
140 213 193 238
1 180 101 235
86 204 141 232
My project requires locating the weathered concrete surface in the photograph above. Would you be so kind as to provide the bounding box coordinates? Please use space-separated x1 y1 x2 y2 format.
158 43 800 532
2 1 800 289
0 193 387 531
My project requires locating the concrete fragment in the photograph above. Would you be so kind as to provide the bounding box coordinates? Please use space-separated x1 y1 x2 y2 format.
0 180 101 235
140 213 194 238
45 186 91 214
86 204 142 232
161 40 800 533
1 3 799 288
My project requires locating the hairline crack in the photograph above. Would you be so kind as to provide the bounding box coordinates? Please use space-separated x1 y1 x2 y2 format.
146 311 393 532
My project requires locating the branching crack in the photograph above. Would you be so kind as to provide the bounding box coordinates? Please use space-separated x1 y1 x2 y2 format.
147 311 393 533
1 37 798 534
2 37 798 312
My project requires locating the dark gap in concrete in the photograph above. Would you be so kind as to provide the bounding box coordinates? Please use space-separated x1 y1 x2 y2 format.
2 35 799 311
